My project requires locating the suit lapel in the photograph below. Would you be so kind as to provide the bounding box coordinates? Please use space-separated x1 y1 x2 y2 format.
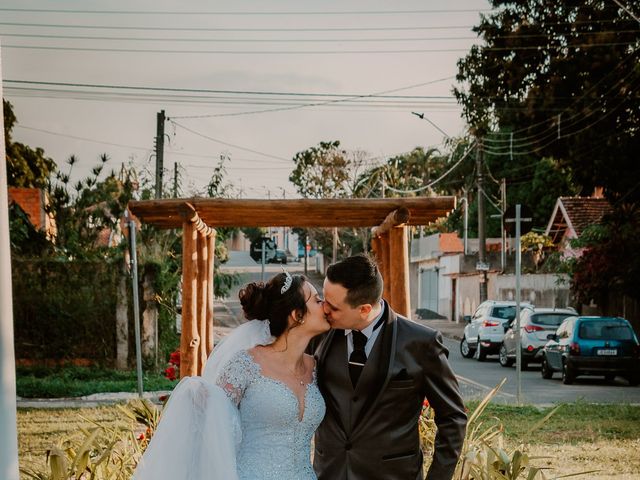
315 328 349 434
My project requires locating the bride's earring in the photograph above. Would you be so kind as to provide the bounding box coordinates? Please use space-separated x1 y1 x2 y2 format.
296 315 305 325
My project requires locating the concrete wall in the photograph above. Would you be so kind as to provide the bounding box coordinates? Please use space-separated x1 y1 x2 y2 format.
494 274 571 308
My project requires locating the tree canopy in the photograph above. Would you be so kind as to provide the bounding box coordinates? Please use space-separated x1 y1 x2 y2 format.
455 0 640 202
4 99 57 188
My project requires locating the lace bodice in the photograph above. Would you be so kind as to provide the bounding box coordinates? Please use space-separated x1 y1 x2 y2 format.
216 350 326 480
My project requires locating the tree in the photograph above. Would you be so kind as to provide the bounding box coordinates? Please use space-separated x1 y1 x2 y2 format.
569 205 640 306
455 1 640 203
4 99 57 188
289 141 351 199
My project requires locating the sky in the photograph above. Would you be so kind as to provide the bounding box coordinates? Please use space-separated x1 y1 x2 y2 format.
1 0 491 199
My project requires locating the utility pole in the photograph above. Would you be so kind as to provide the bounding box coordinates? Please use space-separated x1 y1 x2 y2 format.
501 178 507 271
173 162 178 198
155 110 165 199
476 140 488 302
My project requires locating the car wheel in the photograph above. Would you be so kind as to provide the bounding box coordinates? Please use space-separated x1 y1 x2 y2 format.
604 374 616 383
460 336 475 359
521 360 529 371
627 374 640 386
541 357 553 379
499 345 514 367
476 342 487 362
562 361 575 385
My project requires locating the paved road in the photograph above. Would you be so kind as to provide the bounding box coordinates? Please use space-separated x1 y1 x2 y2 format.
444 337 640 405
218 251 324 327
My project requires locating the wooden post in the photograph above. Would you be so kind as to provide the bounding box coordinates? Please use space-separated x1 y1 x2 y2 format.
180 220 199 377
389 226 411 317
196 232 208 375
378 234 391 304
206 232 216 356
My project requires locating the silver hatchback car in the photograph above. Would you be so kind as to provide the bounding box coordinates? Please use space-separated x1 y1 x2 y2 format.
500 307 577 369
460 300 533 361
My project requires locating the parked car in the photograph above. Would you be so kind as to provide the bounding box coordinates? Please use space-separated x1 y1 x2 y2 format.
540 316 640 385
460 300 533 361
500 307 577 369
267 249 287 264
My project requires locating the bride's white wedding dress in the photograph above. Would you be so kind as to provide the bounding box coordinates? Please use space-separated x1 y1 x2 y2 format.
133 320 326 480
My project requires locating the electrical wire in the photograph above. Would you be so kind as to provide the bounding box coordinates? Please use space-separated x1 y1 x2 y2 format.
383 142 474 194
0 7 492 15
2 41 636 55
168 120 290 162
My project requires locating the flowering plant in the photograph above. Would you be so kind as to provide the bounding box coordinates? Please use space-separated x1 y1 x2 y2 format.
163 348 180 381
418 398 436 459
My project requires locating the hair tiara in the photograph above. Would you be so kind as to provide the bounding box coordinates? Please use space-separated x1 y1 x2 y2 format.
280 267 293 294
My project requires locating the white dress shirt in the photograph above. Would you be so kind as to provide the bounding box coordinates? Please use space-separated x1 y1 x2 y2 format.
344 301 385 358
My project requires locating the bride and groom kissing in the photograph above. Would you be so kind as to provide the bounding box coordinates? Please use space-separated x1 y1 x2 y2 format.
134 254 467 480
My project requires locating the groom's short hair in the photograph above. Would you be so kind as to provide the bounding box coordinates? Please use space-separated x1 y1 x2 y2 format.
326 254 383 307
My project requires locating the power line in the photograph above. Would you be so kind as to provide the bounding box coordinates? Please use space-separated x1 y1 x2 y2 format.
169 120 290 162
171 77 456 119
13 124 151 151
3 79 456 99
384 142 474 194
0 21 478 32
3 41 636 55
3 30 637 44
0 7 491 15
0 32 483 43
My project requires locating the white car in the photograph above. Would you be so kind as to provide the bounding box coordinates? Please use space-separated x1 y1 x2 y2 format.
460 300 533 361
499 307 577 369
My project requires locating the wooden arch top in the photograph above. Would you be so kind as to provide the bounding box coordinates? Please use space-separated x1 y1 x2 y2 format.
128 197 456 228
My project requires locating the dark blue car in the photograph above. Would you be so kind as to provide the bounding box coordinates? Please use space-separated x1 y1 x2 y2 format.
541 316 640 385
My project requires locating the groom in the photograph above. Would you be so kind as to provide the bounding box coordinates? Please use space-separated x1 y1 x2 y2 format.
313 254 467 480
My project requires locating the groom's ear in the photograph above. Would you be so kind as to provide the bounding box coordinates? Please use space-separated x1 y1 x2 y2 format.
358 303 373 318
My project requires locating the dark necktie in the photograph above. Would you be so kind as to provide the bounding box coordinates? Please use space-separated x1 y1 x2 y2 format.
349 330 368 387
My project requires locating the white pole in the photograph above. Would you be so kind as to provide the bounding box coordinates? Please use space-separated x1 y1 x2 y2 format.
515 204 522 405
129 216 144 397
0 41 21 480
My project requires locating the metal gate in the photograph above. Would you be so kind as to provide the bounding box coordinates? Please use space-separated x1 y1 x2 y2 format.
419 268 439 314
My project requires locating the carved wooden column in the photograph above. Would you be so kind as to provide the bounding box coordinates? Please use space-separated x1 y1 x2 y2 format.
372 208 410 316
389 225 411 317
196 232 208 374
179 203 216 377
206 233 216 357
180 218 199 377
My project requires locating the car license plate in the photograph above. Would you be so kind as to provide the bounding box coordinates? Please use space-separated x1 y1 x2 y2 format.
596 349 617 356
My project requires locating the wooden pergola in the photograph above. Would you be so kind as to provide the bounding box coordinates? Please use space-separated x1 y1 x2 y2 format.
129 197 455 377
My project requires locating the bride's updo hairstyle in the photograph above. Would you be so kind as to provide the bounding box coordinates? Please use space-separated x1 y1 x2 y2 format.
238 273 308 338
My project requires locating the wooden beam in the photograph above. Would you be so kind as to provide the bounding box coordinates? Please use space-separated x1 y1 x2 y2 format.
180 220 199 378
371 207 410 237
389 226 410 317
129 197 455 228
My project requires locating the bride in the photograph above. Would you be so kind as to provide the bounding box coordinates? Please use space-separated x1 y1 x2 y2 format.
133 271 330 480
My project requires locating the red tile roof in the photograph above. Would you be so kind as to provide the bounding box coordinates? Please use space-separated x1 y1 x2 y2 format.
439 232 464 254
559 197 612 237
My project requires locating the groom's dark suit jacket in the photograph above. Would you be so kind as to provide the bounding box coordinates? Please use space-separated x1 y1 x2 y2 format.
312 302 467 480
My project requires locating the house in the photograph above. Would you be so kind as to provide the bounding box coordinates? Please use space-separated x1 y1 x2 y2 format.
410 232 570 323
545 194 612 257
7 187 56 238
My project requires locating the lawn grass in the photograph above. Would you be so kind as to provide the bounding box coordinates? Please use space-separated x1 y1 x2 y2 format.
16 365 177 398
470 401 640 444
17 402 640 479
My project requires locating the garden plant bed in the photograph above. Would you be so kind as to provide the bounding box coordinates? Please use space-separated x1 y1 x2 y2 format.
17 402 640 479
